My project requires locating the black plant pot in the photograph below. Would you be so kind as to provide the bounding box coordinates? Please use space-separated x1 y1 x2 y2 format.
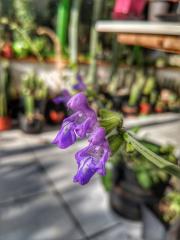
19 99 46 133
142 205 180 240
8 98 21 119
112 94 129 111
18 114 44 134
110 162 169 221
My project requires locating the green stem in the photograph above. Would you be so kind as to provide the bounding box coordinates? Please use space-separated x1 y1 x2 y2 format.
87 0 104 85
69 0 82 66
0 63 8 116
24 96 34 118
108 36 119 81
124 132 180 178
56 0 70 54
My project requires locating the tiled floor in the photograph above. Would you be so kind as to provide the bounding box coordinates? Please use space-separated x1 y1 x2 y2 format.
0 118 179 240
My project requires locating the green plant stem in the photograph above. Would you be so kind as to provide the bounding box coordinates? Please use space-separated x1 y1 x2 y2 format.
56 0 70 54
0 62 8 117
24 96 34 118
108 36 119 81
87 0 104 85
124 132 180 178
69 0 82 66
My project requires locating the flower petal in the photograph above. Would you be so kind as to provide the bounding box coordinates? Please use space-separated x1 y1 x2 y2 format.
75 118 91 138
73 157 96 185
52 122 76 148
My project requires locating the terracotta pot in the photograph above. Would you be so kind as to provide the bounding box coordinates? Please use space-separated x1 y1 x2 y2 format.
1 42 13 59
155 106 164 113
45 100 67 125
122 105 138 117
0 117 11 131
140 103 151 115
49 111 65 123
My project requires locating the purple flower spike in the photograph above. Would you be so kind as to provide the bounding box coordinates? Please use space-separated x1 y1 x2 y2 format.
52 93 97 149
73 74 86 91
73 127 111 185
53 89 71 104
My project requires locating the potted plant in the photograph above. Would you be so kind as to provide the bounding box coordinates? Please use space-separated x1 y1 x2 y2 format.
0 60 11 131
102 139 177 220
19 71 47 133
122 70 145 117
139 73 156 115
142 190 180 240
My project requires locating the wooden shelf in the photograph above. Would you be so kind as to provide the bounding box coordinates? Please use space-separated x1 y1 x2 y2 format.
117 34 180 54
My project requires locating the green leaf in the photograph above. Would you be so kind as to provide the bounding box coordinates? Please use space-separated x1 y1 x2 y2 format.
136 172 152 189
108 134 124 155
101 162 113 191
100 109 123 134
124 132 180 178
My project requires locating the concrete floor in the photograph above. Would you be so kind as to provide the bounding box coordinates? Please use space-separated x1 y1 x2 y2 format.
0 118 179 240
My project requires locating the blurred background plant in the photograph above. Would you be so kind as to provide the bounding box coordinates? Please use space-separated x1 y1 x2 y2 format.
0 60 11 131
19 71 47 133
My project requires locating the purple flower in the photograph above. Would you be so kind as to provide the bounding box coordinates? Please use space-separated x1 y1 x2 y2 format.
73 74 86 91
52 93 97 149
53 89 71 104
73 127 111 185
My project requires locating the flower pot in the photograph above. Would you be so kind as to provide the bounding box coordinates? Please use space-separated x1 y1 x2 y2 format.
18 114 44 134
45 100 67 125
139 103 151 115
112 93 129 111
1 42 13 59
110 163 156 220
0 117 11 131
122 104 138 117
142 205 180 240
112 96 123 110
155 106 164 113
110 156 169 221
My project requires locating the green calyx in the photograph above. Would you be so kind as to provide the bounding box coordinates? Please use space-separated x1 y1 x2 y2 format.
99 109 123 134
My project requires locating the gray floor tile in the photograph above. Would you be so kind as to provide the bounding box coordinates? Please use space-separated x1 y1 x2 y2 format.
32 141 87 193
0 191 84 240
62 177 121 237
90 223 143 240
0 159 49 203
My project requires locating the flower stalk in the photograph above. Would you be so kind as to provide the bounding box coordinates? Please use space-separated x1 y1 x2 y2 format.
53 94 180 186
